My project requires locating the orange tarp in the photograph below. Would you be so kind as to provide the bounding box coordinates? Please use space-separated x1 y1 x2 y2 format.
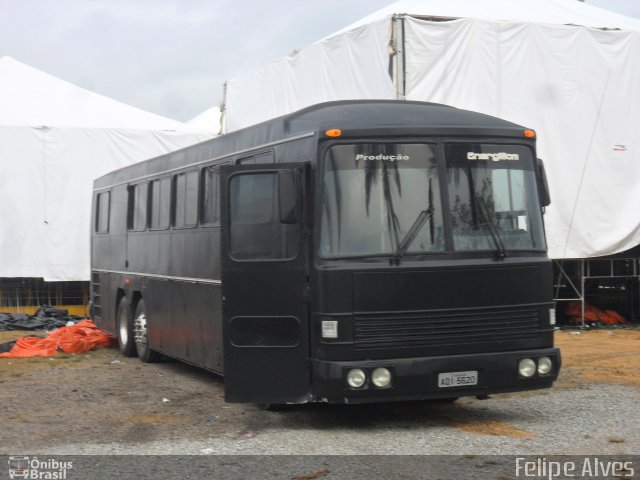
0 320 116 358
565 302 627 325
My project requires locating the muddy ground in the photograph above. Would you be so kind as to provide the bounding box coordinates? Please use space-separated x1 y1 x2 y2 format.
0 327 638 453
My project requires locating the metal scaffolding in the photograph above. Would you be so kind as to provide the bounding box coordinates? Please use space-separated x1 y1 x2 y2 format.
553 257 640 327
0 278 88 313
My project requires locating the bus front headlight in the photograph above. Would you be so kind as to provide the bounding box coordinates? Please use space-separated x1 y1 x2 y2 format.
346 369 367 388
371 367 392 388
518 358 536 378
538 357 553 375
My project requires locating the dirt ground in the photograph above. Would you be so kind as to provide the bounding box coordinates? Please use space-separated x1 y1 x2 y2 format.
553 328 640 389
0 327 638 451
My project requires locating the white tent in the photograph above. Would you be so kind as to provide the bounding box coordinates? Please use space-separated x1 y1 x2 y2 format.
188 105 221 135
221 0 640 260
0 56 213 281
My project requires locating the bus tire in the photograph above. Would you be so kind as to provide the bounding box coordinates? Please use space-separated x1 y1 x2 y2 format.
117 297 137 357
133 299 161 363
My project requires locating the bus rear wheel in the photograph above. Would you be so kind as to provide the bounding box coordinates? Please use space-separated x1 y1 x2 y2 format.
116 297 137 357
133 299 161 363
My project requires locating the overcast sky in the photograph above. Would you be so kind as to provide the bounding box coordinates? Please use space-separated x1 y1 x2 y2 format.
1 0 638 123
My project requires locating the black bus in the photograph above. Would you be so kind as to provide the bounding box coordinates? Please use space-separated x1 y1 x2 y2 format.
90 100 560 405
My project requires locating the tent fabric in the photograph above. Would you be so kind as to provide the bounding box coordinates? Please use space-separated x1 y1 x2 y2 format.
188 106 221 134
224 16 393 133
336 0 640 34
0 57 213 281
403 17 640 259
0 56 200 131
222 3 640 260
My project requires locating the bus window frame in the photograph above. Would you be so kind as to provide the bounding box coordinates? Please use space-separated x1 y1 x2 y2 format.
172 169 199 230
94 190 111 234
225 166 301 263
127 181 148 232
200 160 231 228
148 176 172 231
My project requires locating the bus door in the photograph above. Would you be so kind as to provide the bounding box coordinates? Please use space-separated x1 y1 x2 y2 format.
220 163 311 404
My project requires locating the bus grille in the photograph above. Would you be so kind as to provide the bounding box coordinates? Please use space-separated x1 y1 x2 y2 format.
354 306 540 349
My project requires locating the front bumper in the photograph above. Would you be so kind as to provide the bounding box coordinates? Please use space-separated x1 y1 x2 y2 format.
312 347 561 404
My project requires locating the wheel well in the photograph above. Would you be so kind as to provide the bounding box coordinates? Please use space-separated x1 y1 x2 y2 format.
131 290 143 313
115 288 126 313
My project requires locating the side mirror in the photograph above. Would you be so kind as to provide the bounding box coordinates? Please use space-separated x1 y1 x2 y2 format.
537 158 551 207
278 170 299 224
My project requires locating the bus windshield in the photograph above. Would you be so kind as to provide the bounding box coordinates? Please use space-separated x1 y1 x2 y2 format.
445 143 545 253
319 142 545 259
320 143 445 258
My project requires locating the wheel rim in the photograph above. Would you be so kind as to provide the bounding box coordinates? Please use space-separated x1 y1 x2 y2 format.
133 311 148 351
118 307 129 345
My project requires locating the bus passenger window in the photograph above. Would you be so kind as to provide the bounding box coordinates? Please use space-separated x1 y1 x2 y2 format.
174 171 198 228
229 173 298 261
95 191 110 233
201 166 222 225
149 177 171 230
127 183 147 231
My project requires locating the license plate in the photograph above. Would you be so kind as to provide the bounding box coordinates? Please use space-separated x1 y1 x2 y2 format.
438 370 478 388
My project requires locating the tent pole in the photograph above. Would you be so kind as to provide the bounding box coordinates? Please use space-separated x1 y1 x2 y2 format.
580 260 586 328
392 14 406 100
218 81 227 136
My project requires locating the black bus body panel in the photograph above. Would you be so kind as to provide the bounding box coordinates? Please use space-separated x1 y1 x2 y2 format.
312 347 560 404
309 257 558 402
220 163 311 404
311 258 554 359
91 190 225 373
89 100 560 405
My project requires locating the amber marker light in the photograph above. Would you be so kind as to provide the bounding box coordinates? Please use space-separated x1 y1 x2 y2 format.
524 129 536 139
124 278 131 286
325 128 342 137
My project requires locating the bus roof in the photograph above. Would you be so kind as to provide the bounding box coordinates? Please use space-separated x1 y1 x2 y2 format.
94 100 527 189
282 100 520 133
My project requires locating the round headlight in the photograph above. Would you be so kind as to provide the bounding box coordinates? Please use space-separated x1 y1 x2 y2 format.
371 367 391 388
347 368 367 388
538 357 553 375
518 358 536 378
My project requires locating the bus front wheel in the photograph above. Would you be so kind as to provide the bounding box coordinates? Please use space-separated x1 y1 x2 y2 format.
133 299 161 363
117 297 137 357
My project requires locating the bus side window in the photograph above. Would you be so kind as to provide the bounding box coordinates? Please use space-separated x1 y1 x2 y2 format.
95 191 110 233
127 182 148 231
201 165 223 225
229 172 298 261
149 177 171 230
173 171 198 228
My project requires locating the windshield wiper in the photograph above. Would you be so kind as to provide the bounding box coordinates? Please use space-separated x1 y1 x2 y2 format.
393 178 435 265
474 196 507 260
393 208 434 265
